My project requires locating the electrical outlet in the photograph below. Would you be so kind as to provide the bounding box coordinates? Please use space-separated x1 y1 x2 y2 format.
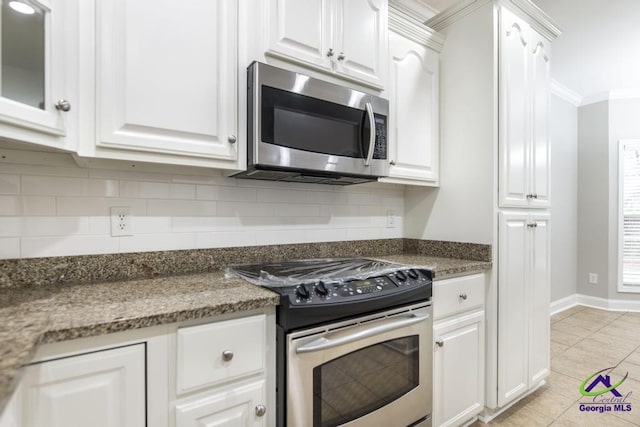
386 210 396 228
588 273 598 285
111 207 132 236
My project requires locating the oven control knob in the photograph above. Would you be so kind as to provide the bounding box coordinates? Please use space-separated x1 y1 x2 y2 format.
395 270 407 282
315 281 329 296
408 269 419 280
296 284 310 299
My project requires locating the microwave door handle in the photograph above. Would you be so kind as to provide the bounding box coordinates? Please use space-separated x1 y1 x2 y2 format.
295 312 428 354
364 102 375 167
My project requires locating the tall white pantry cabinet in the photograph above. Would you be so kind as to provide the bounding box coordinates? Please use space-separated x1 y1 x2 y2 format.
426 0 560 417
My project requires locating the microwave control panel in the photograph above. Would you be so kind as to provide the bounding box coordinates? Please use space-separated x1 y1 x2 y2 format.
373 116 387 159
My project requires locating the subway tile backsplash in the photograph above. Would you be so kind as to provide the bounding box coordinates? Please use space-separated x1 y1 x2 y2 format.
0 158 404 259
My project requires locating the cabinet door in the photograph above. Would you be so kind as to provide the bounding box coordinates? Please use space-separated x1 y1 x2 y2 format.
498 7 530 208
96 0 237 162
433 310 485 427
333 0 387 88
529 33 551 208
21 344 145 427
0 0 75 150
266 0 333 71
497 212 529 407
175 380 267 427
385 31 438 185
529 213 550 386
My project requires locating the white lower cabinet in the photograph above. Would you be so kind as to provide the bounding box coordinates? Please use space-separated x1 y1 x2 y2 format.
0 310 275 427
433 273 485 427
175 380 266 427
21 344 146 427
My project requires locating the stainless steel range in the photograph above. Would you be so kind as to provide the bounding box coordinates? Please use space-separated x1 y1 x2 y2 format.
230 258 433 427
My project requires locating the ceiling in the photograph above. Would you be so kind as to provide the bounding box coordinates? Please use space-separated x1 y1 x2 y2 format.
421 0 640 101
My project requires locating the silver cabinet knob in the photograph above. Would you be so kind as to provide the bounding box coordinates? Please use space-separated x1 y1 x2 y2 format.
327 48 334 58
527 222 538 228
222 350 234 362
435 340 444 347
337 52 346 61
459 293 468 300
228 135 237 144
255 404 267 417
55 99 71 112
389 160 396 166
532 193 538 199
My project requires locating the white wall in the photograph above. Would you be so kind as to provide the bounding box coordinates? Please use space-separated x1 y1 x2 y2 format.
577 100 609 298
549 94 578 302
0 148 404 259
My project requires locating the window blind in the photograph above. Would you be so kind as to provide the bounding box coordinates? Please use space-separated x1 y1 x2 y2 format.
622 141 640 286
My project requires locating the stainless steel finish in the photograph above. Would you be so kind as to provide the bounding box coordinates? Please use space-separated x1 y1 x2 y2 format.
228 134 237 144
255 405 267 417
459 293 468 300
337 52 346 61
435 339 444 347
247 62 389 179
390 160 396 166
287 302 432 427
222 350 234 362
55 99 71 112
296 312 429 354
364 102 375 167
532 193 538 199
327 48 334 57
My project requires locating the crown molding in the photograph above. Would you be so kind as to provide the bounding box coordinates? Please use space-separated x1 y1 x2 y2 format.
390 5 445 52
550 79 582 107
581 89 640 106
425 0 561 41
389 0 439 21
425 0 492 32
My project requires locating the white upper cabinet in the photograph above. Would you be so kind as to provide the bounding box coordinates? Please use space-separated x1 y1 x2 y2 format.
82 0 240 169
266 0 333 72
383 20 440 186
498 7 550 208
0 0 77 151
262 0 388 89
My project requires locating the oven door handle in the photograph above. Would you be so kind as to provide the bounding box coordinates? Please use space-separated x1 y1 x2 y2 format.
364 102 375 167
295 312 428 354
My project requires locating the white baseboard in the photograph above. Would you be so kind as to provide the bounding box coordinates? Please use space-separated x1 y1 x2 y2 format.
551 293 640 313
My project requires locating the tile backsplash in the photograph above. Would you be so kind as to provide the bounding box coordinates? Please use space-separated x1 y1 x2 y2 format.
0 151 404 259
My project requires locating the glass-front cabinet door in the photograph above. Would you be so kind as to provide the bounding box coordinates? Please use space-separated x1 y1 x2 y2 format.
0 0 75 150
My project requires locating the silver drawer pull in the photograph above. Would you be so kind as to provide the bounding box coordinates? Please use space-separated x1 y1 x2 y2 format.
222 350 234 362
255 404 267 417
228 134 237 144
55 99 71 112
436 340 444 347
459 293 468 300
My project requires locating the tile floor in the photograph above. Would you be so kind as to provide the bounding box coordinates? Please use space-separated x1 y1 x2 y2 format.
476 306 640 426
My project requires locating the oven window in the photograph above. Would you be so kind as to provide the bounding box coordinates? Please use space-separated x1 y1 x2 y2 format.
312 336 419 427
261 86 369 158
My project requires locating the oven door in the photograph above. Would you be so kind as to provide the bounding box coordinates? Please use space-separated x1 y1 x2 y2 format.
287 303 432 427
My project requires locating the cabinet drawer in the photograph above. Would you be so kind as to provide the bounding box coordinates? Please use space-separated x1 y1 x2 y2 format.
433 274 485 320
177 315 266 394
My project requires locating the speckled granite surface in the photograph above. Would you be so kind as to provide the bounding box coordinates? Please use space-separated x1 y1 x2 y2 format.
0 272 278 414
0 239 403 289
0 238 491 414
404 239 491 262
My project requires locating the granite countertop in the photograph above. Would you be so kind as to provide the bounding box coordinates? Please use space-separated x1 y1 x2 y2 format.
0 243 491 414
0 272 279 414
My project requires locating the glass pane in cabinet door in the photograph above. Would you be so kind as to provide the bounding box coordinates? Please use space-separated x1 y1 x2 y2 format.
1 0 45 109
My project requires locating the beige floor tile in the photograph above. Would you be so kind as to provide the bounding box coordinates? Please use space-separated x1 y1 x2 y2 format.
502 405 555 426
570 309 625 325
572 331 639 361
613 361 640 382
552 348 619 380
553 407 638 426
551 326 589 346
551 341 570 358
545 371 584 400
616 314 640 326
625 349 640 366
553 315 606 333
602 322 640 342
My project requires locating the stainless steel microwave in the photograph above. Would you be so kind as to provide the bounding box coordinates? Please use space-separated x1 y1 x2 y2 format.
232 62 389 185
